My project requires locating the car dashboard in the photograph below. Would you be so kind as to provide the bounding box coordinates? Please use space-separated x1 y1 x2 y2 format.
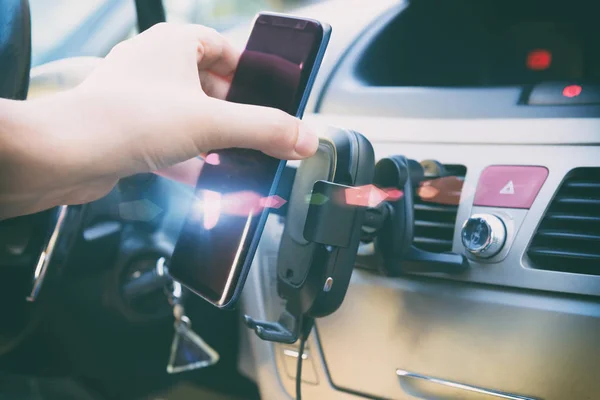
235 0 600 399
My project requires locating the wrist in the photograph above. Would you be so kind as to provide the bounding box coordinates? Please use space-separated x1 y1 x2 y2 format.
0 91 86 218
0 97 27 160
0 97 37 217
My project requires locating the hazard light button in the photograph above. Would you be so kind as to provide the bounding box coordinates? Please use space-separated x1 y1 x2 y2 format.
473 166 549 209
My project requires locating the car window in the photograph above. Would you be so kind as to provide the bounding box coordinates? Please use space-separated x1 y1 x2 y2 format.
29 0 325 67
164 0 324 31
29 0 136 67
30 0 105 53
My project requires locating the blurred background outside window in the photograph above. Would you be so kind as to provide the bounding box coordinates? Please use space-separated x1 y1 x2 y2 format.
29 0 325 67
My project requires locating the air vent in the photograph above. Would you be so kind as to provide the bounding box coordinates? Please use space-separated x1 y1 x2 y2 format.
413 164 466 253
528 168 600 276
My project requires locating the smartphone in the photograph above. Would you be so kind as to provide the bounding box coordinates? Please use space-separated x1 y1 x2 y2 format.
169 13 331 308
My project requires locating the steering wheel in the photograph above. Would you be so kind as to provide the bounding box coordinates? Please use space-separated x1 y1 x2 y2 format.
0 0 106 354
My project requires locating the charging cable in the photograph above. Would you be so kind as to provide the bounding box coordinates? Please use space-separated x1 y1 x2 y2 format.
296 335 306 400
295 317 314 400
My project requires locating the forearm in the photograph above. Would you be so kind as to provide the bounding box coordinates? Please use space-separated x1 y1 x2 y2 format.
0 98 36 219
0 84 191 220
0 93 86 219
0 98 29 163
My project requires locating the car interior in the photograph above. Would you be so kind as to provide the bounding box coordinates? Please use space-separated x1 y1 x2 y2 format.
1 0 599 399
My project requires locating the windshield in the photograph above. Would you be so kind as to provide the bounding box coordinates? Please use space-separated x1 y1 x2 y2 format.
29 0 324 67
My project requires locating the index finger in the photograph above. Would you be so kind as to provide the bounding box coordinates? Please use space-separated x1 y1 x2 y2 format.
187 25 241 80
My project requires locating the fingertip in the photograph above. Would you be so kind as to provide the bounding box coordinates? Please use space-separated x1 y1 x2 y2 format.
293 122 319 158
201 99 319 160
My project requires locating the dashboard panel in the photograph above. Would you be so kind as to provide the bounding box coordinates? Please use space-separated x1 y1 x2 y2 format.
240 115 600 400
234 1 600 399
317 0 600 119
354 0 600 87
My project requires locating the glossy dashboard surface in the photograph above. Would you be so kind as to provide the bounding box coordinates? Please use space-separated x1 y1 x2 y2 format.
232 1 600 399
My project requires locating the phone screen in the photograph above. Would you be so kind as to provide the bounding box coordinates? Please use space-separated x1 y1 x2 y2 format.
169 14 328 307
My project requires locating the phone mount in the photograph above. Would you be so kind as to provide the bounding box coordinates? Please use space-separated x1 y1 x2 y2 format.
244 127 374 343
244 129 471 344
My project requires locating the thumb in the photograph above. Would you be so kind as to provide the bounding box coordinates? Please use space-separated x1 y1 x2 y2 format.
199 98 319 160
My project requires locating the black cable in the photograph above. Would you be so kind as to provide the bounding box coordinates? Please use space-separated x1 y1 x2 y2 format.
296 316 314 400
296 335 306 400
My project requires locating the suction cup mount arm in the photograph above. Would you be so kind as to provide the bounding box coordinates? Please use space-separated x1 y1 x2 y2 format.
364 155 469 275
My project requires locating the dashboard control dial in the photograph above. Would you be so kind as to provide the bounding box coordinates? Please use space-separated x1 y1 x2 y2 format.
461 214 506 258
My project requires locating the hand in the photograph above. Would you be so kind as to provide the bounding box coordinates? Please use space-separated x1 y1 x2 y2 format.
0 23 318 218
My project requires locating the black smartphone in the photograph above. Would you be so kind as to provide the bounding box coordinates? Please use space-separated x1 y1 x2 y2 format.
169 13 331 308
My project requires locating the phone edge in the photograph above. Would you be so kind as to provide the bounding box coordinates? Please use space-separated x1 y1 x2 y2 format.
217 18 332 309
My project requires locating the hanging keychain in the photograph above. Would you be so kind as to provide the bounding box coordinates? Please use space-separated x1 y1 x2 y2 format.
166 281 220 374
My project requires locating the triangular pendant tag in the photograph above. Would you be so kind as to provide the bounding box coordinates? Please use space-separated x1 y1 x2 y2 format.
167 321 219 374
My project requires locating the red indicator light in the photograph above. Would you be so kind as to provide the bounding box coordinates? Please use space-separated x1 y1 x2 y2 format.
526 49 552 71
562 84 582 98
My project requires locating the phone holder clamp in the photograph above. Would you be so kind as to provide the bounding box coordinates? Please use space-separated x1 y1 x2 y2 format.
244 128 375 344
244 179 360 344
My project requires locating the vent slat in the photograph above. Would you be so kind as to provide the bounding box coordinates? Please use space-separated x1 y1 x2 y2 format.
535 230 600 241
528 248 600 261
412 164 465 253
528 167 600 276
413 236 453 252
564 181 600 190
413 237 453 246
554 197 600 206
414 220 455 229
544 213 600 223
414 203 457 213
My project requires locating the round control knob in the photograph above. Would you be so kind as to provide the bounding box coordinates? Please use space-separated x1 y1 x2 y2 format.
461 214 506 258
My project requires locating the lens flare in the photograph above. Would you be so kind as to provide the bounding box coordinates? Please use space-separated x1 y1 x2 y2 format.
345 185 389 208
418 185 440 200
305 193 329 205
192 191 288 228
205 153 221 165
384 188 404 201
221 191 262 216
259 195 287 209
191 190 221 230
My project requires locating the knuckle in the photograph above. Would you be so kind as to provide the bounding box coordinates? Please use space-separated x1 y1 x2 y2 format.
197 27 220 48
139 22 167 39
108 39 130 56
195 25 218 36
150 22 170 32
204 26 219 36
147 22 181 39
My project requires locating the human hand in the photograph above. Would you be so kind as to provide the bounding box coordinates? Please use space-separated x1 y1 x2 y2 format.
1 23 318 218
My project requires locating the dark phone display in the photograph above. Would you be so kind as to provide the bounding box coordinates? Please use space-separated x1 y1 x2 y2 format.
169 15 324 306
